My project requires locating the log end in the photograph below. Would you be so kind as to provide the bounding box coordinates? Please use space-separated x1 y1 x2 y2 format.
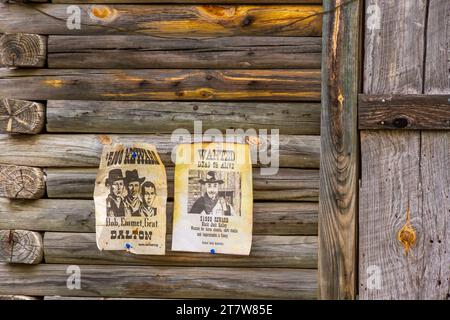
0 98 45 134
0 33 46 68
0 165 45 199
0 230 43 264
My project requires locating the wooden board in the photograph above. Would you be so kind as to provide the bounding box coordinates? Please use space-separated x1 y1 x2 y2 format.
318 0 360 299
46 100 321 135
0 134 320 168
48 36 321 69
0 69 321 101
44 232 318 268
0 4 322 37
52 0 323 3
0 264 318 299
0 199 319 235
45 167 319 201
358 94 450 130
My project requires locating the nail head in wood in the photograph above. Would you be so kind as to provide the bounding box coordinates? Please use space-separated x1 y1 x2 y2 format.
0 165 45 199
0 98 45 134
0 230 43 264
0 33 46 68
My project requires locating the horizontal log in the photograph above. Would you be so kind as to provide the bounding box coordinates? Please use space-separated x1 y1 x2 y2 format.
0 134 320 168
0 264 318 299
45 167 319 201
0 4 322 37
48 36 321 69
0 98 45 134
52 1 322 4
358 94 450 129
0 69 321 101
0 199 318 235
0 165 45 199
44 232 318 268
0 295 40 300
0 230 43 264
0 33 46 67
46 101 320 135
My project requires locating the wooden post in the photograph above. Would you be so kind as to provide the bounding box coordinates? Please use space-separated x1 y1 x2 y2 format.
0 33 46 67
319 0 361 299
0 165 45 199
0 98 45 134
0 230 43 264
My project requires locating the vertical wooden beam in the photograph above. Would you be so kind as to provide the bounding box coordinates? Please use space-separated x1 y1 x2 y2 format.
319 0 361 299
0 33 46 68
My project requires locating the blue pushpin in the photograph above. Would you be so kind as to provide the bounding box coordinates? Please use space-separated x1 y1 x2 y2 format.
131 152 137 159
210 249 215 254
125 243 132 249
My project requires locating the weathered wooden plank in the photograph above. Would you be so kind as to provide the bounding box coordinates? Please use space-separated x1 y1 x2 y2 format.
0 165 45 199
48 36 321 69
44 232 318 268
0 69 321 101
0 295 40 300
45 167 319 201
364 0 427 94
0 264 318 299
0 4 322 37
424 0 450 94
0 134 320 168
419 131 450 299
0 199 318 235
0 33 46 67
359 131 423 299
53 0 323 4
0 98 45 134
358 94 450 130
0 230 43 264
46 100 321 135
318 0 360 300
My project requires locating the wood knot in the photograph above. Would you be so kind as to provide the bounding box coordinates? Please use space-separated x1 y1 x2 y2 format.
241 16 255 27
392 117 409 128
89 5 118 22
397 207 416 255
97 135 112 145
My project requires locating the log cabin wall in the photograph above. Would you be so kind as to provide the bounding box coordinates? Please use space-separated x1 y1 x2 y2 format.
0 1 323 299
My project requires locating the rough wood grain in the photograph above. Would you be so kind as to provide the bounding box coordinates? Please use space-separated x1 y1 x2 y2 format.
45 167 319 201
419 131 450 299
0 134 320 168
358 94 450 130
0 4 322 37
53 0 323 3
0 165 45 199
0 199 318 235
318 0 360 300
48 36 321 69
424 0 450 94
0 295 40 300
0 264 318 299
44 232 318 268
364 0 427 94
0 33 46 67
0 230 43 264
46 100 321 135
0 98 45 134
359 131 423 299
0 68 321 101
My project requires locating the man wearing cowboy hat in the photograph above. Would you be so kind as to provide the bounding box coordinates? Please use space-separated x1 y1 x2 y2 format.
123 169 146 217
189 171 235 216
105 169 126 217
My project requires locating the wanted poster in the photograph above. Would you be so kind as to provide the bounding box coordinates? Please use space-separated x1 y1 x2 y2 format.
94 143 167 255
172 142 253 255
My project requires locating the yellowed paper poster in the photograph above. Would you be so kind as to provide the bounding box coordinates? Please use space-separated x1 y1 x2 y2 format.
94 143 167 255
172 142 253 255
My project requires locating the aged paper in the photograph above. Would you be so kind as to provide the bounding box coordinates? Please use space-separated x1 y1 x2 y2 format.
94 143 167 255
172 142 253 255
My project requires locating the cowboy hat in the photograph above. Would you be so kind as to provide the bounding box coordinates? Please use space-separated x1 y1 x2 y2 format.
105 169 124 186
199 171 224 184
124 169 145 185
